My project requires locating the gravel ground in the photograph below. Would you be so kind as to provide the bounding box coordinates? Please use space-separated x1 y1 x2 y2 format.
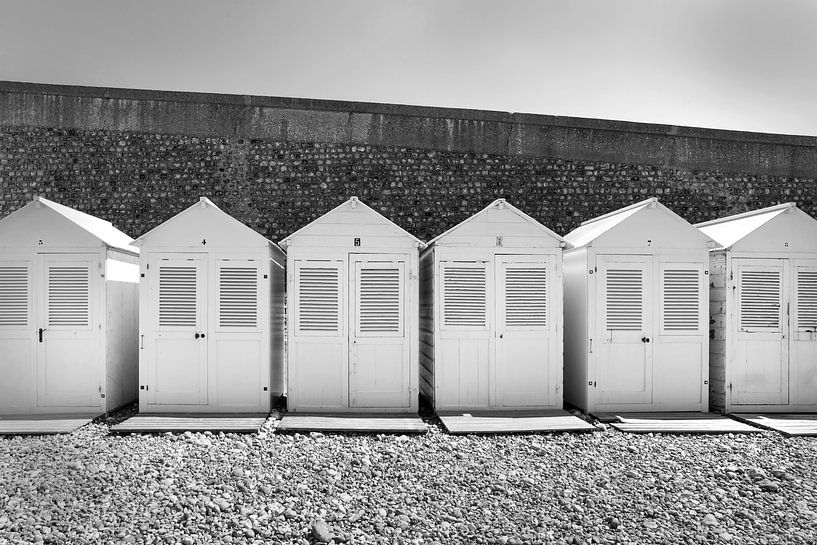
1 406 816 545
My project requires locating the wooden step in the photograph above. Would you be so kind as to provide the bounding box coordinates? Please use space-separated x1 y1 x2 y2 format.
0 416 95 435
596 412 762 434
111 414 268 433
277 414 427 433
731 413 817 437
439 410 596 435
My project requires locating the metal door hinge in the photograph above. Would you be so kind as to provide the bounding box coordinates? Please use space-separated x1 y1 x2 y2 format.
263 386 268 391
140 385 149 391
588 338 593 353
728 383 732 391
588 381 596 387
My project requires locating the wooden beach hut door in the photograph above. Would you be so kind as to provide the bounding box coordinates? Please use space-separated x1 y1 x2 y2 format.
494 255 555 407
791 261 817 405
596 255 653 405
147 254 208 406
37 254 99 407
733 259 788 405
349 255 409 409
0 259 34 410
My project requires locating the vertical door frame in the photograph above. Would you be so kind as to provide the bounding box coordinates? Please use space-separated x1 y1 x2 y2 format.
348 252 409 409
592 253 654 408
0 253 36 412
208 252 269 411
144 252 209 407
434 247 493 410
493 252 558 409
730 256 789 406
35 251 103 409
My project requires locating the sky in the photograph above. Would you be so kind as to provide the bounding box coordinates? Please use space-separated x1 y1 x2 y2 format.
1 0 816 136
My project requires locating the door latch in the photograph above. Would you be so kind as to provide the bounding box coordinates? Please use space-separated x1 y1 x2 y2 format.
641 337 650 343
38 328 46 342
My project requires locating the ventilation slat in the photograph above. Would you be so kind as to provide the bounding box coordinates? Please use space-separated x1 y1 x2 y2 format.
663 269 700 331
797 270 817 331
443 265 486 327
505 267 547 328
606 269 643 331
299 267 339 332
0 266 29 326
159 266 197 327
219 267 258 328
359 267 400 333
48 266 90 327
740 269 781 331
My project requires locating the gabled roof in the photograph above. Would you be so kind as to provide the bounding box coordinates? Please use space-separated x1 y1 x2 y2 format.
1 196 138 253
133 197 273 247
695 202 798 249
426 198 569 247
279 196 426 249
564 197 713 248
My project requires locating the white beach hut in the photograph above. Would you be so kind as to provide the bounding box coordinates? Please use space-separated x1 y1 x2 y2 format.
0 196 139 415
419 199 568 411
697 203 817 412
563 198 715 414
279 196 425 413
134 197 285 414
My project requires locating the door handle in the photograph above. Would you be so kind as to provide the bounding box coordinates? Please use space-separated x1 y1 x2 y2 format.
38 328 46 342
641 336 650 343
195 333 200 339
499 333 504 339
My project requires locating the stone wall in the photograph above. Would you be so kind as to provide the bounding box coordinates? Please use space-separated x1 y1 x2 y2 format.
1 81 816 241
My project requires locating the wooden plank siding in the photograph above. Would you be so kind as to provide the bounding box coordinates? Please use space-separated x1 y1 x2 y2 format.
418 249 435 404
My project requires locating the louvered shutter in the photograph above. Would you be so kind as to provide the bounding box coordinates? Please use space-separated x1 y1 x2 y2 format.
605 269 643 331
661 266 702 333
47 265 90 327
442 263 487 328
796 269 817 332
739 269 782 331
297 263 340 333
358 265 402 335
0 265 30 327
218 266 258 328
158 266 198 328
504 267 547 328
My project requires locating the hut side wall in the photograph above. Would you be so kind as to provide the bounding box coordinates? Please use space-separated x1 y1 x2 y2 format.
418 249 435 405
708 250 728 413
270 249 286 397
563 248 589 411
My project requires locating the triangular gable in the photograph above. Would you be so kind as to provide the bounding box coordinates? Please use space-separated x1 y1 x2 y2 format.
0 197 138 253
695 203 793 249
134 197 272 248
697 203 817 252
565 197 713 249
279 196 426 249
426 198 569 247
